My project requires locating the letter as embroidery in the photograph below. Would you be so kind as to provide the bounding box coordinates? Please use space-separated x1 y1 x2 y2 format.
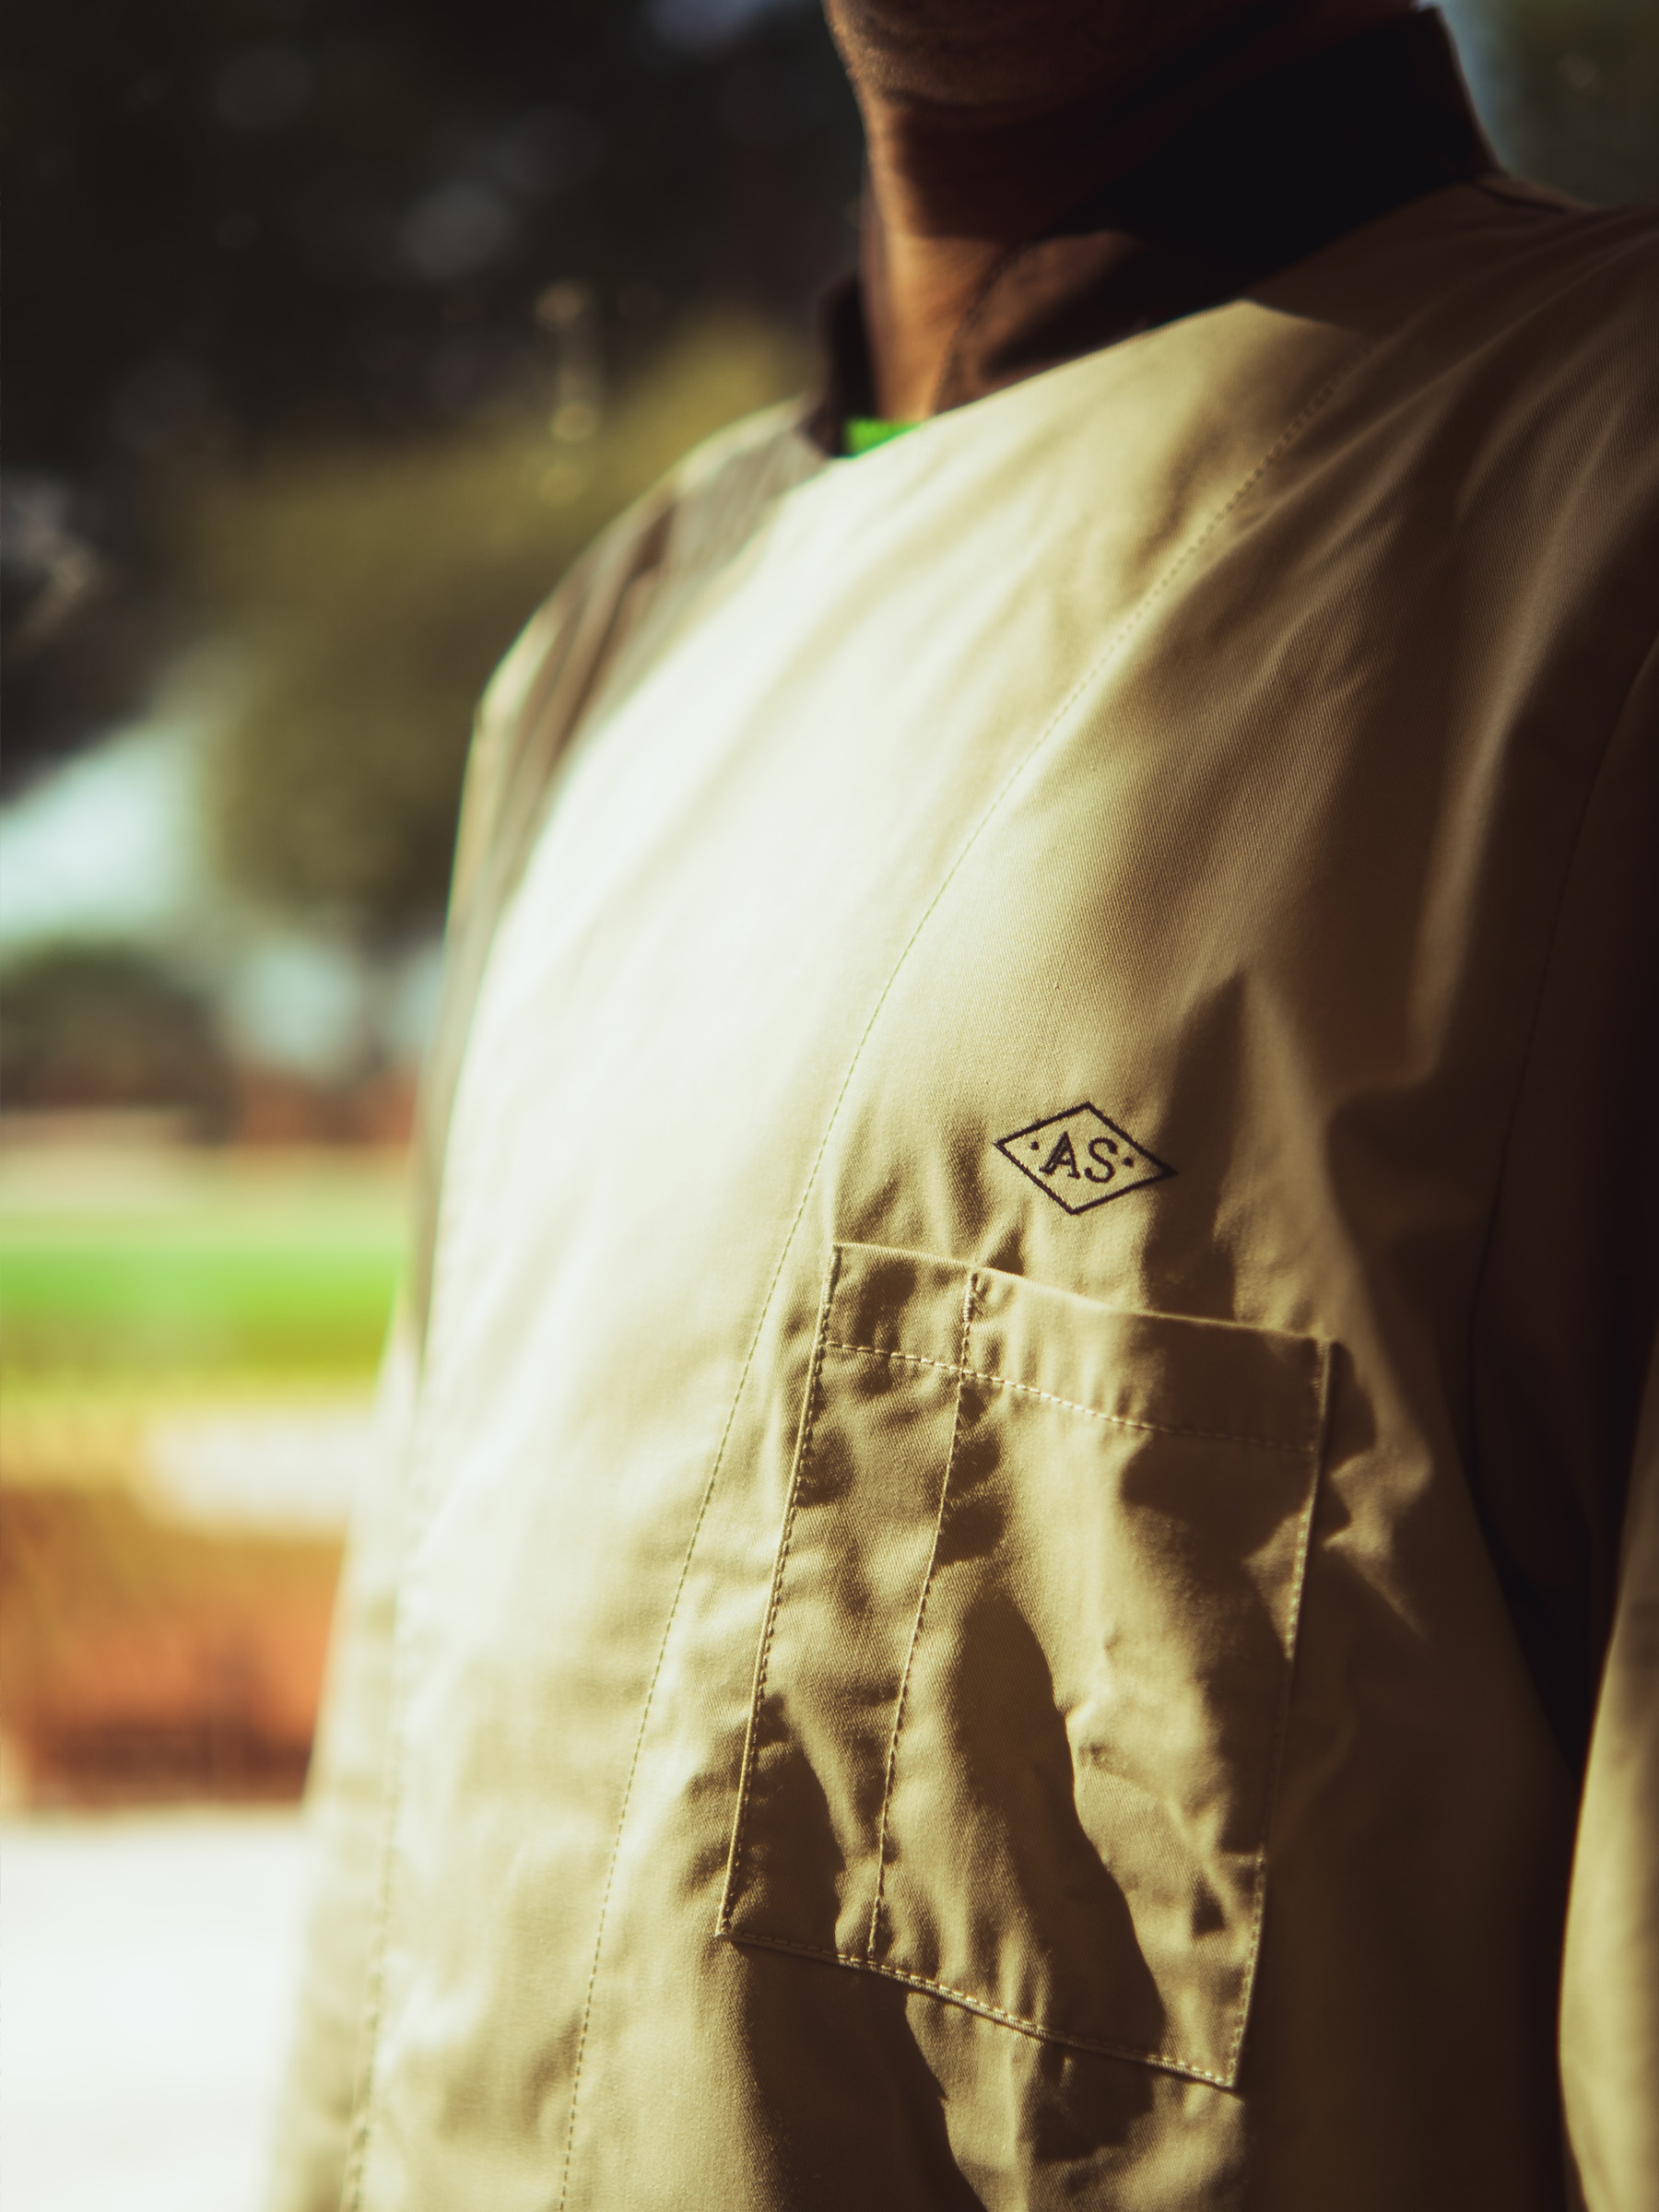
1041 1132 1082 1180
994 1102 1173 1216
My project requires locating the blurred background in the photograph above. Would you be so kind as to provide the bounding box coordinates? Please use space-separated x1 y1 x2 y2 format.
1 1 1654 2205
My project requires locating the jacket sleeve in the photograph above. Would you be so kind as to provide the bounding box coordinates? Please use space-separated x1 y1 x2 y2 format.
1560 1339 1659 2211
256 531 636 2208
1464 627 1659 2204
258 470 695 2211
261 407 818 2206
257 561 644 2210
263 1318 418 2212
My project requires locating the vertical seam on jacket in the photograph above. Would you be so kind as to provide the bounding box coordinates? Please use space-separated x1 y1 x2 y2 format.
340 1017 540 2204
550 339 1374 2202
866 1271 979 1959
337 1379 442 2212
716 1247 844 1936
1222 1339 1332 2083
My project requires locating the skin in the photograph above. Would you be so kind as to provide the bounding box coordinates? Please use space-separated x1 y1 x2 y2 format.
823 0 1417 417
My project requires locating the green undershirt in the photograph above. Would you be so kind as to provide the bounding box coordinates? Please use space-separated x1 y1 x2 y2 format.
843 416 919 457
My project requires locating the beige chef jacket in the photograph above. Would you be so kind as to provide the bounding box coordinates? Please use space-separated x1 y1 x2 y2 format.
267 169 1659 2212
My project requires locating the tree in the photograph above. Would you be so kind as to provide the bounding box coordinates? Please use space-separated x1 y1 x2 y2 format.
2 0 860 783
0 941 235 1127
194 318 809 935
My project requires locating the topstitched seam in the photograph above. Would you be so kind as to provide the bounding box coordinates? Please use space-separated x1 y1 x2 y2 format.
726 1927 1231 2087
719 1250 844 1930
1222 1339 1332 2080
341 1300 477 2206
549 347 1374 2199
822 1337 1315 1454
553 1261 841 2212
865 1274 979 1959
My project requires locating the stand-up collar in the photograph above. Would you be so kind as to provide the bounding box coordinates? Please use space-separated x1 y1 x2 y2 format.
807 8 1496 450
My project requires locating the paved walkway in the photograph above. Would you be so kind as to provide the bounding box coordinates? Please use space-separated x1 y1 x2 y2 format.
2 1809 312 2212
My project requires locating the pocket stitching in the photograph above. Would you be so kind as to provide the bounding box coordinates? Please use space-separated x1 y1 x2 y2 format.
821 1335 1315 1456
727 1927 1237 2087
721 1246 844 1933
865 1271 980 1960
724 1260 1328 2091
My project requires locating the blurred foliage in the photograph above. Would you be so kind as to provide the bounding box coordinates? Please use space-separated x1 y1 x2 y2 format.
189 316 810 933
0 1147 406 1376
1 0 858 782
4 0 850 467
0 1215 402 1377
5 0 1654 921
0 943 235 1127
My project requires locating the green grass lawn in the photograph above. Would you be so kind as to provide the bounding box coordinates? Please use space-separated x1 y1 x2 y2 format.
0 1150 407 1382
1 1147 401 1806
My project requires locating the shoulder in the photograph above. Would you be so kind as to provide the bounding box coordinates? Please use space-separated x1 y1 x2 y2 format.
1458 171 1659 279
1264 176 1658 377
452 397 823 912
1449 176 1659 359
1257 177 1659 584
477 396 818 745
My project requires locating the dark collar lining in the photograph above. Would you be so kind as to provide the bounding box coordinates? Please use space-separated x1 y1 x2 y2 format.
806 8 1495 451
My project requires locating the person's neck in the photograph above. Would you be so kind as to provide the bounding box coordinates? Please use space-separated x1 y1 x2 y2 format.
855 0 1415 418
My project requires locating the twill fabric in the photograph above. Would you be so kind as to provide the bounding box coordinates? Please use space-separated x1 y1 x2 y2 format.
268 179 1659 2212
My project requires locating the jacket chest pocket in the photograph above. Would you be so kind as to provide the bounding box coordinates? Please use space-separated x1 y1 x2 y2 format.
719 1243 1328 2087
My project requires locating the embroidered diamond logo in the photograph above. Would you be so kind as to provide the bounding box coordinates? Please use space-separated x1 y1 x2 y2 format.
994 1101 1175 1216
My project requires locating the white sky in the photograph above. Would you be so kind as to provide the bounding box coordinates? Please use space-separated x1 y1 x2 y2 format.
0 706 444 1077
0 722 211 949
